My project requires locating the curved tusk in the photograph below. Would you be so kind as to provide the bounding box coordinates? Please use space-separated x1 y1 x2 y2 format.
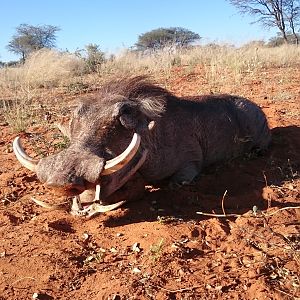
92 200 126 213
102 133 141 175
13 137 39 172
31 197 66 209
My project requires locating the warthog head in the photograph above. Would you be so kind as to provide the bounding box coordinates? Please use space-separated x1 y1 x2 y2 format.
13 76 167 216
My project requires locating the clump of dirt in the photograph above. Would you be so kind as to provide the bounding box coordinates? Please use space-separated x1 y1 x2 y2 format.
0 66 299 299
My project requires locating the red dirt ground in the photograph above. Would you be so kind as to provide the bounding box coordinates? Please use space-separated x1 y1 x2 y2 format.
0 66 299 299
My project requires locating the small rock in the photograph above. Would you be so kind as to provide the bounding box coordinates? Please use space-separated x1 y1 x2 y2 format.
242 256 252 266
215 285 223 291
132 267 141 274
110 247 118 253
132 242 141 253
32 293 54 300
171 243 179 249
82 233 90 241
85 255 94 262
178 269 185 276
116 233 123 237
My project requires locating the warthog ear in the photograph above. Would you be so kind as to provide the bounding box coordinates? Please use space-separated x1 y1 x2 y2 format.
115 101 154 132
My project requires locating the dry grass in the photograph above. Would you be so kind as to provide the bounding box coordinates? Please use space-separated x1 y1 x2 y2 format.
0 49 84 131
98 44 300 79
182 43 300 68
0 49 84 89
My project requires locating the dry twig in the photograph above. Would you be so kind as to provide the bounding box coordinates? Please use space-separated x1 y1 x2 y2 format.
264 206 300 217
196 211 241 217
197 205 300 218
12 276 36 286
221 190 228 216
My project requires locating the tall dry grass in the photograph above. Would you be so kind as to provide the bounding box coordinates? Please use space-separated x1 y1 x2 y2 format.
0 49 84 89
0 49 84 131
98 44 300 78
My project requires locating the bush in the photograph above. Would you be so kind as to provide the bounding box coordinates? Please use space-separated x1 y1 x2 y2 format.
0 49 85 88
75 44 106 73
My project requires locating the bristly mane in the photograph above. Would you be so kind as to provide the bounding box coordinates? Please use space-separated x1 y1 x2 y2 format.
98 75 174 118
99 75 172 100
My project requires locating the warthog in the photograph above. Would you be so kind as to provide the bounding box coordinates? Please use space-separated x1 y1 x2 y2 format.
13 76 271 217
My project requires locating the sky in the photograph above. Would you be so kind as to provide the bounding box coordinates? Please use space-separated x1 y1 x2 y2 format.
0 0 278 62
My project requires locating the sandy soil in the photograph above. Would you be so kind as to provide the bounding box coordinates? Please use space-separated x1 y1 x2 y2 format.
0 66 299 300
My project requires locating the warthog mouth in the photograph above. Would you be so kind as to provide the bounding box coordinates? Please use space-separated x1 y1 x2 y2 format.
31 186 127 218
13 133 148 217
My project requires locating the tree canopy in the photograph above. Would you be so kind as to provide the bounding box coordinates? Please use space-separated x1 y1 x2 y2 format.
7 24 60 62
135 27 201 51
268 31 300 45
228 0 300 44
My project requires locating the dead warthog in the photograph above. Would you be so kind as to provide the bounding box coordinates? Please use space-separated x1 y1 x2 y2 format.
13 76 271 217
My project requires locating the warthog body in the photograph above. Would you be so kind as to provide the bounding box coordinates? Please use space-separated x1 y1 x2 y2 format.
14 76 271 215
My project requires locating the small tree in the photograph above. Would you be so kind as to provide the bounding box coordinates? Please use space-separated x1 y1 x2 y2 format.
7 24 60 62
75 44 105 73
284 0 300 44
135 27 200 51
268 32 300 45
84 44 105 72
228 0 300 44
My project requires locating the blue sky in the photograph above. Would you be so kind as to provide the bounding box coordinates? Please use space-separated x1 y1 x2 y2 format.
0 0 277 62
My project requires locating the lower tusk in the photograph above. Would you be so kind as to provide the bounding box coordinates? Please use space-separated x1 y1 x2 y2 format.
13 137 39 172
31 197 67 210
91 200 126 213
101 149 148 198
94 184 101 201
71 196 82 211
102 133 141 175
70 197 126 217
